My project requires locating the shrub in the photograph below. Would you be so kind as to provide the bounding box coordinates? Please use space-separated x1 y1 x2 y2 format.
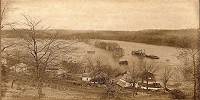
170 89 186 99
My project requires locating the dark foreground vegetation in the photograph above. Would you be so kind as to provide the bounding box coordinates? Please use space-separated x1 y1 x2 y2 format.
2 29 197 48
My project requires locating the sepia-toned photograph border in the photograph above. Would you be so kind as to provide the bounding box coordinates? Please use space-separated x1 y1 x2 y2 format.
0 0 199 100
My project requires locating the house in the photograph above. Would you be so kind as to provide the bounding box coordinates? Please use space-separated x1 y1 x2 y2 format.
10 63 28 73
82 73 92 82
115 72 134 88
140 82 163 91
138 71 163 90
117 79 133 88
119 59 128 65
140 71 156 83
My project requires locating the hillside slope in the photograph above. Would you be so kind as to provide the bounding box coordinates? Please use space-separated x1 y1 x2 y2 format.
2 29 198 48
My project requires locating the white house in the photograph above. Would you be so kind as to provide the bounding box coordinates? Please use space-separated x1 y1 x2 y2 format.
140 82 163 91
10 63 28 73
82 73 91 82
119 59 128 65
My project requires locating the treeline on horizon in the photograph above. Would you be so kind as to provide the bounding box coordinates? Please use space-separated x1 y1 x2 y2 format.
2 29 198 48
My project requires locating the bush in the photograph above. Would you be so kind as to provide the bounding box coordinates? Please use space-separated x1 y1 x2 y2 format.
170 89 186 99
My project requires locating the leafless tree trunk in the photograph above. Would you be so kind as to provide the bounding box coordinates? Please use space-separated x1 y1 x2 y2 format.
128 62 140 96
10 15 78 99
196 10 200 99
161 66 172 91
177 46 199 100
0 0 13 99
139 58 158 91
196 28 200 100
193 53 197 100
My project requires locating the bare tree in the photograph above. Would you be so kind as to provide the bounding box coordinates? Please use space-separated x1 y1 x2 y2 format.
197 31 200 100
129 62 140 83
0 0 14 99
128 62 140 96
3 49 24 88
61 60 84 74
86 57 121 99
176 55 193 81
138 58 158 90
161 66 172 91
177 47 199 99
10 15 77 99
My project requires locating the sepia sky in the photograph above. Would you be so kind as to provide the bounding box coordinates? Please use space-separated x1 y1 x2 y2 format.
6 0 199 31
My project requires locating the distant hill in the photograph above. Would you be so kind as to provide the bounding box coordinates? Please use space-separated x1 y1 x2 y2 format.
2 29 198 48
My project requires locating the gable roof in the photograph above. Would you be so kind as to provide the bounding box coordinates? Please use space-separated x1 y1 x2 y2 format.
117 79 132 88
